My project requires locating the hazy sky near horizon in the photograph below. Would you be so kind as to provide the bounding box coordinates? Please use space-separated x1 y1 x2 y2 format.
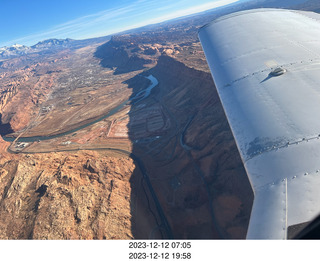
0 0 240 47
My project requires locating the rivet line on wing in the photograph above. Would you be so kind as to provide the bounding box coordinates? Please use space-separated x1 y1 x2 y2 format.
255 168 320 191
222 58 320 88
245 134 320 162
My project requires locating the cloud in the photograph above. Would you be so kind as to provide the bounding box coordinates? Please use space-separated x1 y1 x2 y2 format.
2 5 136 46
144 0 240 24
1 0 239 46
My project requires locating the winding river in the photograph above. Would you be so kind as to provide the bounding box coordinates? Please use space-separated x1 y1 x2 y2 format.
5 73 172 238
129 75 159 104
3 75 159 143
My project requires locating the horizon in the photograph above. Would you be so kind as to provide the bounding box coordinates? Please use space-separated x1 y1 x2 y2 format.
0 0 240 48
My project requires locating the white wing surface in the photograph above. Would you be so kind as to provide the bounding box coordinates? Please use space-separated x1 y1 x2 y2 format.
198 8 320 239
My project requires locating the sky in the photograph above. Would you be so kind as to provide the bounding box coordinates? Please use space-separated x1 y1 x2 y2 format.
0 0 240 47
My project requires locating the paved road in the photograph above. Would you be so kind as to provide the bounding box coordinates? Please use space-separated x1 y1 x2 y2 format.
4 74 174 238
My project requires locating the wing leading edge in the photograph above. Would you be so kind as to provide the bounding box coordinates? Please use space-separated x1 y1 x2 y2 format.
199 8 320 239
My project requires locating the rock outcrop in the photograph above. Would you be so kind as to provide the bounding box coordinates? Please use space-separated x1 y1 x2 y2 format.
0 85 17 112
0 151 136 239
94 37 154 74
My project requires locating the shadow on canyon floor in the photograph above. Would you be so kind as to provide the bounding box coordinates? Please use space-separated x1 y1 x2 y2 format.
118 55 254 239
0 114 14 136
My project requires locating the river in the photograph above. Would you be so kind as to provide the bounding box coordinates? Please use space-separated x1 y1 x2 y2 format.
129 75 159 104
3 75 159 143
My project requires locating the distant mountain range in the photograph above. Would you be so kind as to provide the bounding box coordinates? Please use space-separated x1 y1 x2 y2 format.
1 0 318 60
31 38 74 49
0 44 29 58
0 38 75 59
0 36 114 60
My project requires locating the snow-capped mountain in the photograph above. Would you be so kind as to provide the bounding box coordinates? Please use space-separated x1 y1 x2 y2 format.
0 38 75 59
31 38 74 49
0 44 31 58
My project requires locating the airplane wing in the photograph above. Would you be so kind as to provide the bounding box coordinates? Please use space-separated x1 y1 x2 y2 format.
198 8 320 239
